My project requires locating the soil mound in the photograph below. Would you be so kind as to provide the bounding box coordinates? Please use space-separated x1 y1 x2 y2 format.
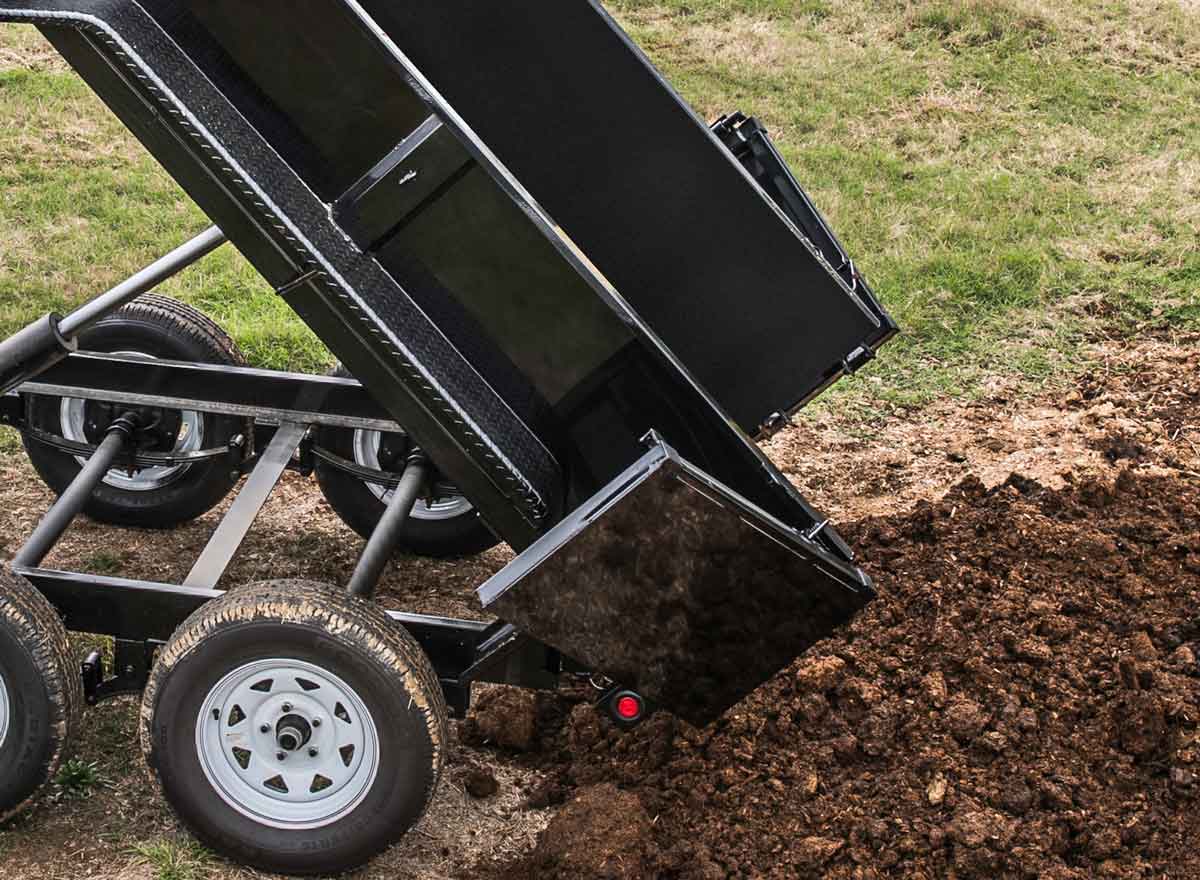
475 469 1200 878
528 783 658 879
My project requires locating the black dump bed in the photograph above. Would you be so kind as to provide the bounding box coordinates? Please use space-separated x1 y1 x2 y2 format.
1 0 895 723
362 2 896 436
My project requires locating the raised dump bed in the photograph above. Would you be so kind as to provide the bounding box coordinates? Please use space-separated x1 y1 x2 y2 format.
0 2 895 874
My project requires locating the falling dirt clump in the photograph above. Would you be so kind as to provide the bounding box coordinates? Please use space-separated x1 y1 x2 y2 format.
471 469 1200 878
464 686 541 752
526 784 659 880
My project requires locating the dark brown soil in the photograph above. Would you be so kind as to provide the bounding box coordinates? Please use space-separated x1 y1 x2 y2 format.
465 687 542 753
473 467 1200 879
527 783 656 879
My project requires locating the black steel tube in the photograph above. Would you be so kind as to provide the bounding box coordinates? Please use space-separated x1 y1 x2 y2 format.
13 414 137 568
0 313 77 395
0 227 224 395
347 451 429 598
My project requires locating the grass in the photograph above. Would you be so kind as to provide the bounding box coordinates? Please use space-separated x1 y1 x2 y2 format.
607 0 1200 416
1 1 1197 419
129 838 214 880
84 550 127 575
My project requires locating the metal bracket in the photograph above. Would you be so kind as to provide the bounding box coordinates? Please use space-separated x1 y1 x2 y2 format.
275 268 320 298
842 345 876 375
804 518 832 542
757 411 793 439
81 639 156 704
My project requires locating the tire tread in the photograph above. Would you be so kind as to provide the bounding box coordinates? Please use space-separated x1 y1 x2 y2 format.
0 567 83 823
140 581 447 873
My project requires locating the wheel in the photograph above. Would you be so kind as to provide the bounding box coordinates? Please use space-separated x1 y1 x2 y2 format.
21 294 249 528
141 581 447 875
0 567 83 823
313 369 499 558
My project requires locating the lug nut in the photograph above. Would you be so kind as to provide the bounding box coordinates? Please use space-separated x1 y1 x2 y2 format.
281 703 292 713
308 748 318 758
276 751 286 761
260 724 270 733
312 718 321 727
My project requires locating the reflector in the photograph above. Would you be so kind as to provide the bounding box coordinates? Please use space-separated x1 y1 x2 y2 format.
616 695 642 721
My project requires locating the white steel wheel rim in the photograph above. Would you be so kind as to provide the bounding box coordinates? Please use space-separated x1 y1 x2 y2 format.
60 350 203 492
195 658 380 830
0 670 10 750
352 428 474 521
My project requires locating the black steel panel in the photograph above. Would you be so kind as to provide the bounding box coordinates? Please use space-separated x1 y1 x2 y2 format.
377 165 635 407
336 117 475 251
358 1 894 435
335 5 869 558
479 441 874 727
20 567 221 642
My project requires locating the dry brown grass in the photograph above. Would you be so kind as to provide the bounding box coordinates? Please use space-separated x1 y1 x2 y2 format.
0 23 66 72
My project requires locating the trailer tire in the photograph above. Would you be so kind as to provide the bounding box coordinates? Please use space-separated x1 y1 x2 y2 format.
21 294 249 528
141 580 447 876
314 368 498 558
0 567 83 824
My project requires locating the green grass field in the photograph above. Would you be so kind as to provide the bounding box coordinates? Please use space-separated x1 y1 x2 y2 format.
1 0 1197 417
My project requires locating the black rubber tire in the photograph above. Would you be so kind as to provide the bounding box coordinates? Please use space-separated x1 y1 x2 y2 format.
21 294 249 528
0 567 83 824
140 581 448 876
313 370 499 559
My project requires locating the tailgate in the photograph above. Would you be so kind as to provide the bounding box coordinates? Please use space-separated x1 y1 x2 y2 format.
479 438 875 727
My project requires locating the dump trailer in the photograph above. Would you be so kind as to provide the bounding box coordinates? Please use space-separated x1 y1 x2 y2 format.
0 2 895 874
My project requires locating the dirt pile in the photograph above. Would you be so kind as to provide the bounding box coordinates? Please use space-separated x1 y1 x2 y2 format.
474 468 1200 879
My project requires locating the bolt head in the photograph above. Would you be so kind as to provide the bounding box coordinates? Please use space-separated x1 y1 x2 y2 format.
260 724 270 734
308 747 318 758
276 751 286 761
281 703 292 713
312 718 321 727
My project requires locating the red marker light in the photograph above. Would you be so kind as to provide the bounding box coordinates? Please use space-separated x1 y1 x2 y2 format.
615 694 642 721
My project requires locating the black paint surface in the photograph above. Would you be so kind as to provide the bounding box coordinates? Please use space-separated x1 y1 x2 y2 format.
481 444 874 727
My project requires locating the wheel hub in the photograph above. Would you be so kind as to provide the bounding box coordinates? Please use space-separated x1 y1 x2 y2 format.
196 659 379 830
81 399 182 451
275 714 312 753
60 350 204 492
